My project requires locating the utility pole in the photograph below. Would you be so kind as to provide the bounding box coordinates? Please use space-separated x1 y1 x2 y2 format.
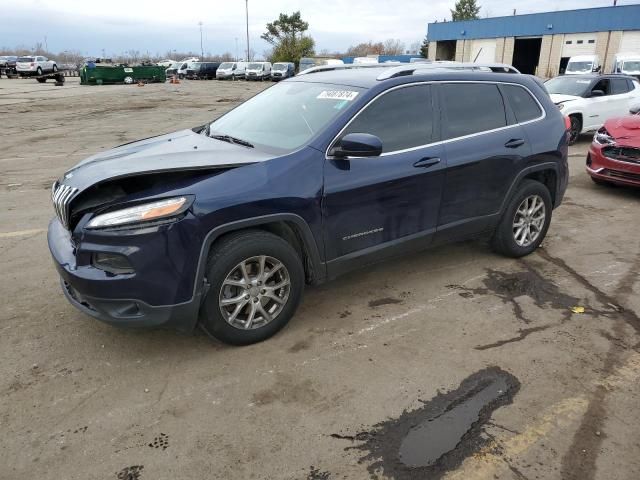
245 0 250 61
199 21 204 59
235 37 239 62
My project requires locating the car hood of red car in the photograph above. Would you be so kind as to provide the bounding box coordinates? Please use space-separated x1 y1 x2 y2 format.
605 115 640 147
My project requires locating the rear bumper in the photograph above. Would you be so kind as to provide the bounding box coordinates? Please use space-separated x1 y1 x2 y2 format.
587 143 640 187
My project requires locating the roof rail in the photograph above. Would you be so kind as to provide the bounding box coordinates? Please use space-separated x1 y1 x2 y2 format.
296 62 402 76
375 62 520 80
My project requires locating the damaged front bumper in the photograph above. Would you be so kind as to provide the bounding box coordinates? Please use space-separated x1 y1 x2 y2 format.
47 217 203 331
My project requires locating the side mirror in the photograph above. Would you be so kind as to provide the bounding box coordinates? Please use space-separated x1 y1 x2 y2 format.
590 89 605 97
332 133 383 158
630 103 640 115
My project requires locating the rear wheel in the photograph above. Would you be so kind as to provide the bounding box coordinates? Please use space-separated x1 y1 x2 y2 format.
491 180 552 258
52 64 58 72
36 67 43 76
36 77 46 83
199 230 304 345
568 115 582 145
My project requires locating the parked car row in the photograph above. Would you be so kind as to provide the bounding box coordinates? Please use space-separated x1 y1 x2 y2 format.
164 59 296 82
565 53 640 79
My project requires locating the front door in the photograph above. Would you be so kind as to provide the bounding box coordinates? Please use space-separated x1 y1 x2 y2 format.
322 84 446 275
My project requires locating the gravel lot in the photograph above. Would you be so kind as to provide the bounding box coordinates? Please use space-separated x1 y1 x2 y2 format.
1 77 639 480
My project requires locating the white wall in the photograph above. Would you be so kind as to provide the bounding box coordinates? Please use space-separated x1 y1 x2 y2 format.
470 39 497 63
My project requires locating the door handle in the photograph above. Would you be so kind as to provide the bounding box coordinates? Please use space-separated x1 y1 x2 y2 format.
413 157 441 168
504 138 525 149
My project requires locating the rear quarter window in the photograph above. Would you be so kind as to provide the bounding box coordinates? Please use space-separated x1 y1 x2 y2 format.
501 84 543 123
440 83 507 139
611 78 630 95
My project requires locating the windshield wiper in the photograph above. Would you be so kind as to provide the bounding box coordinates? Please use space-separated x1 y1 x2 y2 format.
210 133 254 148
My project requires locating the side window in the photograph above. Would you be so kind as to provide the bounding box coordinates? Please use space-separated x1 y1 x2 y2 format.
592 79 610 95
611 78 629 95
340 85 433 153
440 83 507 139
502 84 543 123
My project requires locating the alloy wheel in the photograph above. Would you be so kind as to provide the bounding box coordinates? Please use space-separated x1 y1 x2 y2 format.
512 195 546 247
219 255 291 330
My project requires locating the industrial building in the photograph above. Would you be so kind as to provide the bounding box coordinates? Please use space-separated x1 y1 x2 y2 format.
426 4 640 77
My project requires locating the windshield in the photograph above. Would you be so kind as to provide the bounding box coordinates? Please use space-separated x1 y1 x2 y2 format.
299 59 315 71
545 77 592 97
248 63 263 70
219 62 234 69
191 63 202 71
17 57 34 62
622 61 640 73
208 82 363 153
566 61 593 73
273 64 288 71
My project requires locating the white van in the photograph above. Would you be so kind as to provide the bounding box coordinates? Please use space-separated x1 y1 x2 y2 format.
613 53 640 77
565 55 601 75
216 61 247 80
245 62 272 81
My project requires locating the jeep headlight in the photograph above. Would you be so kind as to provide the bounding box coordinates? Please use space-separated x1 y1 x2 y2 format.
556 103 565 111
86 197 189 229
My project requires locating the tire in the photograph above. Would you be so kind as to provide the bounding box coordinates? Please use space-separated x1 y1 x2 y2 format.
568 115 582 145
491 179 553 258
36 67 42 76
199 230 305 345
123 76 134 84
52 64 58 72
36 77 46 83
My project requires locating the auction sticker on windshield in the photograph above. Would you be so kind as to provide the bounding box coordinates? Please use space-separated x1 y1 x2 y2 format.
317 90 359 101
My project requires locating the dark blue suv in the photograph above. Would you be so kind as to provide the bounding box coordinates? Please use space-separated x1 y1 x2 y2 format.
48 65 568 345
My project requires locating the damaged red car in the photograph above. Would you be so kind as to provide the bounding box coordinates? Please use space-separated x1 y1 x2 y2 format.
587 104 640 187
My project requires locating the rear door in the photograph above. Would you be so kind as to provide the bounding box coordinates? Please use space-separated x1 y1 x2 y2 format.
436 82 533 238
322 83 446 271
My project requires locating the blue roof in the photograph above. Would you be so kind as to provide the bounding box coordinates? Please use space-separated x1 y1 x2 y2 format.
428 5 640 41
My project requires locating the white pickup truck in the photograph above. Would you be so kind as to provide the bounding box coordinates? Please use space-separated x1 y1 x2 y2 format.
16 55 57 77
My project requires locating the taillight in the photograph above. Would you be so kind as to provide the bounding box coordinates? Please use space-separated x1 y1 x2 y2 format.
30 62 35 67
564 115 571 131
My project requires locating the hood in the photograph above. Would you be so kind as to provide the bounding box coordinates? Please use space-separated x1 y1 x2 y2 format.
604 115 640 147
59 129 275 192
549 94 581 105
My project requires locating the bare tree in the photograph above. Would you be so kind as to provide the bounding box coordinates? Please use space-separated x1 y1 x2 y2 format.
383 39 405 55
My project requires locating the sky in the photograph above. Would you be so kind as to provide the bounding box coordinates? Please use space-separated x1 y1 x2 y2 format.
2 0 636 58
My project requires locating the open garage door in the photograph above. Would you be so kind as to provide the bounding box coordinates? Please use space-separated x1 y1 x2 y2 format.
620 31 640 53
470 39 496 63
513 37 542 75
562 33 597 57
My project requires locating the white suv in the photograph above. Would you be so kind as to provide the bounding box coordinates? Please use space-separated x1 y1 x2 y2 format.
545 74 640 144
16 56 57 77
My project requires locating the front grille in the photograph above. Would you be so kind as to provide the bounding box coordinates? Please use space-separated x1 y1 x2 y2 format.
603 146 640 165
51 182 79 230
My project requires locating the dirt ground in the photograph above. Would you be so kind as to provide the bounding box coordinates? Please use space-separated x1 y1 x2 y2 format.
1 76 639 480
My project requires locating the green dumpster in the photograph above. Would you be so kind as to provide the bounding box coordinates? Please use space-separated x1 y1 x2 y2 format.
80 65 167 85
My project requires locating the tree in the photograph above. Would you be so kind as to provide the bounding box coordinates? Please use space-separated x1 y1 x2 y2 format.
346 41 384 57
261 11 315 67
451 0 481 21
419 36 429 58
383 39 405 56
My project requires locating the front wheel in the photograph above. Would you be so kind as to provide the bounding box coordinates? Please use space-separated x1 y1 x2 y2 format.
52 64 58 72
199 230 304 345
568 115 582 145
491 180 552 258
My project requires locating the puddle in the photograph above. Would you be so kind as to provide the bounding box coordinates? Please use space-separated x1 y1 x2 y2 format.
334 367 519 480
449 267 582 323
